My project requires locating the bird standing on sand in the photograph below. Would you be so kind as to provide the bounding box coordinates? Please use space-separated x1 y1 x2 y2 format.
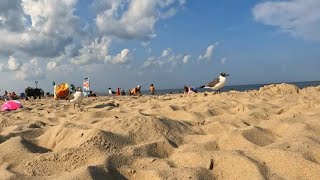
200 73 229 93
70 87 84 110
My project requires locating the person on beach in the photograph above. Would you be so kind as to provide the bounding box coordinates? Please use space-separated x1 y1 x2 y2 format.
89 91 96 97
121 90 126 95
3 91 8 97
184 86 198 94
130 85 141 96
108 88 115 95
11 92 18 100
149 84 156 95
184 86 189 94
116 88 121 96
3 91 8 101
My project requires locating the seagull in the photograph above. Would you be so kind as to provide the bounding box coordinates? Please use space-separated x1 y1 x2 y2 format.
70 87 84 110
200 73 230 93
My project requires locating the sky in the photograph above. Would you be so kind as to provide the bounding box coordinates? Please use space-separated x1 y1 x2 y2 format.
1 0 320 93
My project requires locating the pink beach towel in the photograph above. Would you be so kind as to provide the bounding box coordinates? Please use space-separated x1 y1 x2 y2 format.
1 100 22 111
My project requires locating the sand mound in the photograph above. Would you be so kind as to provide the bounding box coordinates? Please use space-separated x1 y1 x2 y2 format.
1 84 320 179
92 115 200 145
35 123 128 152
259 83 300 95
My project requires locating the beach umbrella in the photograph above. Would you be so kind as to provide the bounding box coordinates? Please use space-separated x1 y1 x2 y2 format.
1 100 22 112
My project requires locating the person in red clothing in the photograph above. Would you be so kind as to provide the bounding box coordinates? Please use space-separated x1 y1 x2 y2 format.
116 88 121 96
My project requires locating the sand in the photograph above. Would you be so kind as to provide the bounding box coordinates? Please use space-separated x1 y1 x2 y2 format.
0 83 320 180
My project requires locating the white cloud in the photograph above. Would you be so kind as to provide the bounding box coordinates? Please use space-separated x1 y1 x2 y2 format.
142 48 186 69
70 36 111 65
252 0 320 40
22 0 79 36
182 55 191 63
198 42 218 61
8 56 21 71
46 53 70 71
0 0 83 58
105 48 131 64
69 36 132 66
47 61 57 70
16 59 45 81
220 57 227 65
0 0 29 32
0 0 188 91
0 56 22 71
162 48 170 57
95 0 185 40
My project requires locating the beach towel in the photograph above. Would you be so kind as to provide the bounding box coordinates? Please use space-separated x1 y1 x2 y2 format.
1 100 22 111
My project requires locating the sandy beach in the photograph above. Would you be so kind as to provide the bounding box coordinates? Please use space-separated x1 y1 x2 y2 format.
0 83 320 179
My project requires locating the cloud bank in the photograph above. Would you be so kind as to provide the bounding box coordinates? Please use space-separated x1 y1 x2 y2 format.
253 0 320 40
0 0 187 83
0 0 227 92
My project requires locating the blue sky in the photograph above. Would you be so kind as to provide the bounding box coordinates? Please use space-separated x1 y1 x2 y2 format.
0 0 320 93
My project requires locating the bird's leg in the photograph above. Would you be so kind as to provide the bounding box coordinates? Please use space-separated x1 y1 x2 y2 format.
78 104 82 111
73 104 75 109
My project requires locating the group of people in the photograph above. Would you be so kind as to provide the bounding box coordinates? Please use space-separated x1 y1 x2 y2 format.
107 84 203 96
108 88 126 96
2 90 19 100
108 84 156 96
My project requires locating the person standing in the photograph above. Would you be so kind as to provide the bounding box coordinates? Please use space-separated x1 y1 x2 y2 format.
149 84 156 95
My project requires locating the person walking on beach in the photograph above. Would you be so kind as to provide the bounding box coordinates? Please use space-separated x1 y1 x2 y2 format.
149 84 156 95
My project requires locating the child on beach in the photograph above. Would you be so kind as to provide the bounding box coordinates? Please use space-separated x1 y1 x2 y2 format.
149 84 156 95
